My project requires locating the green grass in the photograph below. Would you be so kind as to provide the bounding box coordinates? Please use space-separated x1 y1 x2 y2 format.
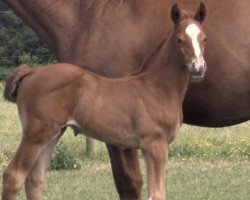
0 86 249 199
0 67 15 81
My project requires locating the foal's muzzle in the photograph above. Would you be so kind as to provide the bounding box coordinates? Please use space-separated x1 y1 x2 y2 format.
189 60 207 81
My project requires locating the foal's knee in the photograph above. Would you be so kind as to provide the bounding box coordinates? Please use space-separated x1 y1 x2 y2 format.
25 175 44 189
2 168 24 197
25 176 44 200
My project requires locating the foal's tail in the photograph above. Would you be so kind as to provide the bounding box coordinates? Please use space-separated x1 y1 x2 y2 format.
4 64 33 103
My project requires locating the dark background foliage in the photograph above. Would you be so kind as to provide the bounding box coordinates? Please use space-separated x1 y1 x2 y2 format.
0 2 55 79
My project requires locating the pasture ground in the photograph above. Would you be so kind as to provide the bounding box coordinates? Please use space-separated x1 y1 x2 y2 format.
0 87 249 200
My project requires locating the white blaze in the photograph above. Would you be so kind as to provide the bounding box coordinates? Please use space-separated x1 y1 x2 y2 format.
185 24 201 59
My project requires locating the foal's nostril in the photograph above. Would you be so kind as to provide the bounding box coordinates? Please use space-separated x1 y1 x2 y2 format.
192 62 196 70
204 62 207 70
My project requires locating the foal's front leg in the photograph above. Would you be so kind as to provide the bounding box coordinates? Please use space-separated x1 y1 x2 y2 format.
142 139 168 200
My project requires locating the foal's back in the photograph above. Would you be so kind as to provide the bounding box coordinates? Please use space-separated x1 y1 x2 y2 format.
19 64 84 94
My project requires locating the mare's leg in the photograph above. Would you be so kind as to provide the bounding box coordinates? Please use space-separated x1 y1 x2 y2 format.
25 130 64 200
142 140 168 200
2 123 62 200
106 145 143 200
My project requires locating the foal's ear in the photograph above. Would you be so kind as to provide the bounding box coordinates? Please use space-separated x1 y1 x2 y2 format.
171 4 181 24
194 2 206 23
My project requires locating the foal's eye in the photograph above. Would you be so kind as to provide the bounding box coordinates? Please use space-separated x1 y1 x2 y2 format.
176 38 184 45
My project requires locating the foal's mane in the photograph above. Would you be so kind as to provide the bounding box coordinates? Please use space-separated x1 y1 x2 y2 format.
129 39 167 76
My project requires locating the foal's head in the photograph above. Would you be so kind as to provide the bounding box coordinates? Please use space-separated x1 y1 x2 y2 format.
171 3 207 80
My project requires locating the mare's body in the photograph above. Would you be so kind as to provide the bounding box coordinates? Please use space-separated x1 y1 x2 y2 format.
2 0 248 126
1 0 250 199
2 5 207 200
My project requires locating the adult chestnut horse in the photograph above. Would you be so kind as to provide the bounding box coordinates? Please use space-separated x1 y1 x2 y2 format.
1 0 250 199
2 4 207 200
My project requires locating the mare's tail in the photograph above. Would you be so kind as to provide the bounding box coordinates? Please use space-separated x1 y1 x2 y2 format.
4 64 33 103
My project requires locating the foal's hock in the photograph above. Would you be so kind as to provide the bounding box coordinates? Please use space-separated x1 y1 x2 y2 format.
2 3 207 200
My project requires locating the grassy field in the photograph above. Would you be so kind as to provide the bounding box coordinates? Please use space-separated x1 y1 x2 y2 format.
0 86 249 200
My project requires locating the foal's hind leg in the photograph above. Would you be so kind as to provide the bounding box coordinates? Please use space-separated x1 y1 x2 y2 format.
142 139 168 200
25 130 64 200
2 124 62 200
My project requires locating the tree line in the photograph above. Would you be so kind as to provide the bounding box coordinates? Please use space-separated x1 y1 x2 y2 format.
0 2 55 70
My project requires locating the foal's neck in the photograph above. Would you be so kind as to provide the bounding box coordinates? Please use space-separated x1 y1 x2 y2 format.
141 34 190 103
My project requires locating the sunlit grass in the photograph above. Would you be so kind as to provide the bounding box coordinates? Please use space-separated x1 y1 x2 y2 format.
170 124 250 160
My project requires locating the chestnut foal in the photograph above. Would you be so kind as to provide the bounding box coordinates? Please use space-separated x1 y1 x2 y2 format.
2 3 207 200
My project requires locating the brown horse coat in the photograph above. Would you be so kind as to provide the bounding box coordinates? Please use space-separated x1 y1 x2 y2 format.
1 0 250 199
2 5 207 200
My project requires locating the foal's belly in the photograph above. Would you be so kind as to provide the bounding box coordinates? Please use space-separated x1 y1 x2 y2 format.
66 119 140 149
83 128 140 149
82 127 140 148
